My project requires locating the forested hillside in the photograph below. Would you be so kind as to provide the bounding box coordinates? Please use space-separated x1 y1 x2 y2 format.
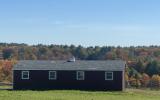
1 43 160 88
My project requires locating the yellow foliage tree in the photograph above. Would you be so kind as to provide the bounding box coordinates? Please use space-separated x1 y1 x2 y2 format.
150 75 160 89
129 76 141 88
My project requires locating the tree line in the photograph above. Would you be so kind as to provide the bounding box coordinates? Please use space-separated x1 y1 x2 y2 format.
1 43 160 61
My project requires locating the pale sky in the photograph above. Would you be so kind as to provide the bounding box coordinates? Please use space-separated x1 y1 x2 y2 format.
0 0 160 46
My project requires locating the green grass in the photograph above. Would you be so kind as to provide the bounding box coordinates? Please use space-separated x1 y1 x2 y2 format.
0 85 12 89
0 89 160 100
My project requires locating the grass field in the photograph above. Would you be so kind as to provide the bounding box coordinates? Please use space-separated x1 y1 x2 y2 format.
0 89 160 100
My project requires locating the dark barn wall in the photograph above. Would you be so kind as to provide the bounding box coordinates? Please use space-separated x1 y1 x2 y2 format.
13 70 123 91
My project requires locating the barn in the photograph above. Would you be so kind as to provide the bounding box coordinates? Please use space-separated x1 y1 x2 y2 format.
13 60 126 91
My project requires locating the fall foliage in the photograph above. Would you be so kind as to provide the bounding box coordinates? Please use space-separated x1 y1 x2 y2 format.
0 60 17 82
149 75 160 89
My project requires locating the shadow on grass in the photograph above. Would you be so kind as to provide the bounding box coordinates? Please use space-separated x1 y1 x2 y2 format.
9 88 124 93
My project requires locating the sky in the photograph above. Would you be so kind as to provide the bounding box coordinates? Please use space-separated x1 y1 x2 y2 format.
0 0 160 47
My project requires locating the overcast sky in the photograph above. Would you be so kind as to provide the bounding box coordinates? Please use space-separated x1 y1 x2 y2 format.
0 0 160 46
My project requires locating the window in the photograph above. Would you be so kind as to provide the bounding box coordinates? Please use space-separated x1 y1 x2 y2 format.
49 71 57 80
105 72 113 80
21 71 29 79
77 71 85 80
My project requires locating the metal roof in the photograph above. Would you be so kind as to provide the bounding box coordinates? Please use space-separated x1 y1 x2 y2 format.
13 60 126 71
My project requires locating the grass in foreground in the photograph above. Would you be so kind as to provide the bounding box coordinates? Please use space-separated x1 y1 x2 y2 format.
0 89 160 100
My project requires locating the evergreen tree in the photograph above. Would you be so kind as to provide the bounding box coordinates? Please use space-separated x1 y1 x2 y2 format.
145 61 160 76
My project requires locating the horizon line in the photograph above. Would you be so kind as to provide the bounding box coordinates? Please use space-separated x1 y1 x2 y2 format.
0 42 160 48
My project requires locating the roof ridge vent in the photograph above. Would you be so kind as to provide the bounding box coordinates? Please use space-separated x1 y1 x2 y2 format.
67 56 76 62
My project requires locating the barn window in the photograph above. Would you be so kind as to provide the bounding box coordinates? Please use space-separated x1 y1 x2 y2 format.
49 71 57 80
105 72 113 80
77 71 85 80
21 71 29 80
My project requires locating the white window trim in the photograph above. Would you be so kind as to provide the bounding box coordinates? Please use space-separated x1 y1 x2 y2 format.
49 71 57 80
76 71 85 80
105 72 113 80
21 71 29 80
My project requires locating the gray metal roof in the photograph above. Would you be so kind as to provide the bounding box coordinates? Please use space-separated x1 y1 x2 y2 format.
13 60 126 71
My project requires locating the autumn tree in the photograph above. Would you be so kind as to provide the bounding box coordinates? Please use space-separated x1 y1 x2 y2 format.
141 73 150 87
0 60 17 82
129 76 141 88
149 75 160 89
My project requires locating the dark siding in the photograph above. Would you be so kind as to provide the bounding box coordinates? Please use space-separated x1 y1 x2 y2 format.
13 70 123 91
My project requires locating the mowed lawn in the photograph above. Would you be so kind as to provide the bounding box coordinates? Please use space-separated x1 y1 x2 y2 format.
0 89 160 100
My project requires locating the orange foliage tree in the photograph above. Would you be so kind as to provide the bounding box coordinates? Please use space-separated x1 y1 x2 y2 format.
0 60 17 82
141 73 150 87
